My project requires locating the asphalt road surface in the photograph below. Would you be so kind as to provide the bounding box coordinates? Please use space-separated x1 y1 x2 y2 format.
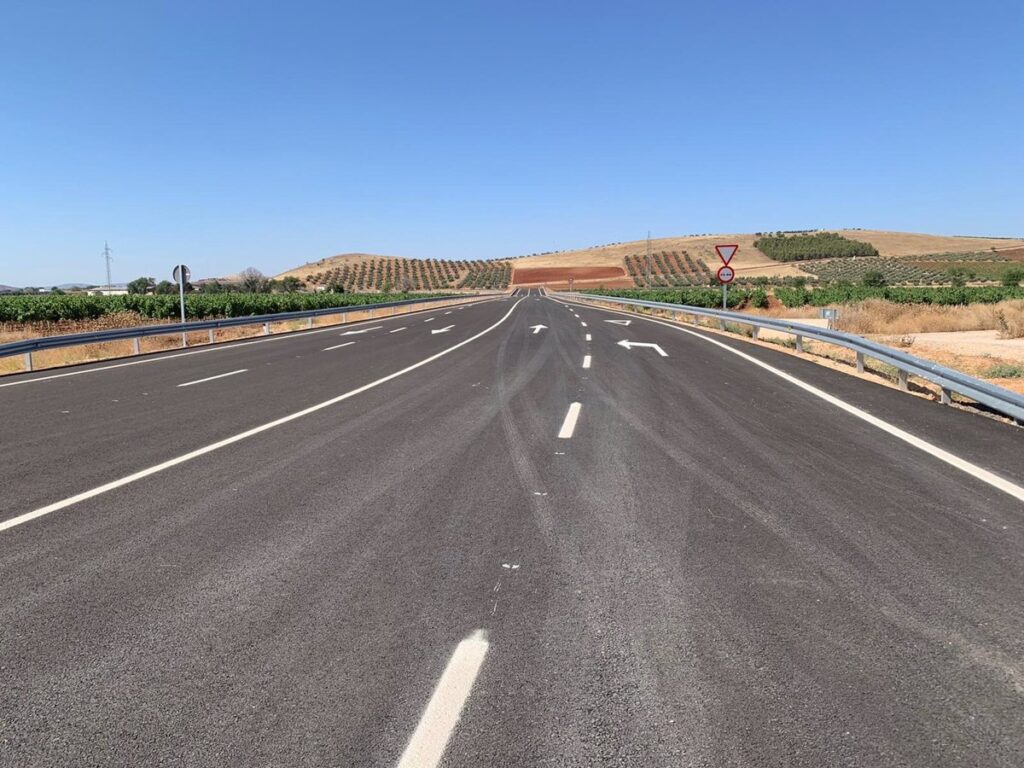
1 289 1022 767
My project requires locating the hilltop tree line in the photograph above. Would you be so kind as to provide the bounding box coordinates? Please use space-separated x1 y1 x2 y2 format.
754 232 879 261
127 269 305 295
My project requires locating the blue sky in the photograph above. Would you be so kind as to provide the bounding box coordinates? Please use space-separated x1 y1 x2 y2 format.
1 0 1021 286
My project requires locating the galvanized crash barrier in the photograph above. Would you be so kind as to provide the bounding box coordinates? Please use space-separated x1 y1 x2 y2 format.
560 291 1024 424
0 294 476 374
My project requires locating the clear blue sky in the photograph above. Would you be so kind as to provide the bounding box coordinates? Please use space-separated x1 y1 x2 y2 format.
2 0 1021 286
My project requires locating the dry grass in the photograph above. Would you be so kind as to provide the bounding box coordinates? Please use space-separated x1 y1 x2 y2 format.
832 299 1024 337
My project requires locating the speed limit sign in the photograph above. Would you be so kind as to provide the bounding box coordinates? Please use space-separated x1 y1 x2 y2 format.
717 265 735 284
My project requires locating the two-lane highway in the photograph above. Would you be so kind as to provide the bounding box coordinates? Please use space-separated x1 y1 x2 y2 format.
1 289 1022 766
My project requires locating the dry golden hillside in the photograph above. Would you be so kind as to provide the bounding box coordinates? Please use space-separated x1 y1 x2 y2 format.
273 231 1024 288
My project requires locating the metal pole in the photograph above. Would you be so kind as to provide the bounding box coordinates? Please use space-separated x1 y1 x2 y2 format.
178 270 187 347
722 283 727 310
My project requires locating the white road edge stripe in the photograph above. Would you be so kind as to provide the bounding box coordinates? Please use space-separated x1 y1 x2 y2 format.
582 355 591 369
0 299 526 533
553 297 1024 502
396 630 489 768
176 369 248 388
558 402 582 439
323 341 356 351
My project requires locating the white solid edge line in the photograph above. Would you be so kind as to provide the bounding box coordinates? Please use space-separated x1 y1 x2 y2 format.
0 297 502 389
552 296 1024 502
0 299 526 533
396 630 489 768
558 402 582 439
176 369 248 388
323 341 357 351
582 355 592 369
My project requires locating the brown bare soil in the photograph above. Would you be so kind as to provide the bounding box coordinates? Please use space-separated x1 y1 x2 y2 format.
512 266 625 285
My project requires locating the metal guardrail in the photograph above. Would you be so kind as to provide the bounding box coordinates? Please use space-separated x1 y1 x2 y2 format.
0 294 473 373
561 291 1024 424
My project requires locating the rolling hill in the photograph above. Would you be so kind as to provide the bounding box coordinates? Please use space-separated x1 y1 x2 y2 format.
274 231 1024 291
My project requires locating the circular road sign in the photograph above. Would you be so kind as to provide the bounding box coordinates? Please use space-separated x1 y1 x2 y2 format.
172 264 191 283
717 265 735 284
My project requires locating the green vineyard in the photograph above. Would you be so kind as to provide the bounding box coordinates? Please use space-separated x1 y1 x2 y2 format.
0 292 451 324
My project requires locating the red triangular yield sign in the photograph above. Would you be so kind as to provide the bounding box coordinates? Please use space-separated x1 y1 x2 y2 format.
715 244 738 265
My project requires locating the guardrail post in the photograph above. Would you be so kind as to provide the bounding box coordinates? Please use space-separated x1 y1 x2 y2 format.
856 352 865 373
24 351 33 372
307 316 313 329
208 328 215 344
795 335 804 353
132 337 140 355
718 318 726 331
262 322 270 336
940 387 952 405
898 370 909 391
369 308 374 319
750 326 759 340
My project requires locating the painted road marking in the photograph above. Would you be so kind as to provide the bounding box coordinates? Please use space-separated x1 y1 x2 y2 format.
617 339 668 357
0 297 503 389
431 325 455 335
582 355 592 369
580 322 587 327
530 324 547 334
396 630 489 768
585 334 592 342
0 300 527 533
390 327 407 333
176 369 248 388
554 296 1024 503
424 317 436 322
323 341 357 351
558 402 582 439
340 326 383 336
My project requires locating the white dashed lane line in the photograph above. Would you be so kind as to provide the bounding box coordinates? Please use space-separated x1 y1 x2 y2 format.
558 402 582 439
176 369 248 388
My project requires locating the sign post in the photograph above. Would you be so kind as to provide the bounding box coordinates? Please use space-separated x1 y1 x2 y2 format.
714 245 738 310
172 264 191 347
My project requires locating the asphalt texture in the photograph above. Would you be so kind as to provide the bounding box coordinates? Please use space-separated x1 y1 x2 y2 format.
1 289 1022 767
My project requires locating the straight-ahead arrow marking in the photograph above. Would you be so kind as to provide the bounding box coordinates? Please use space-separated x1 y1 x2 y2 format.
431 325 455 334
605 319 631 326
616 340 668 357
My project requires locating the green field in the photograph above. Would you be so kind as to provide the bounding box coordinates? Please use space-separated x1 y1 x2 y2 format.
774 285 1024 307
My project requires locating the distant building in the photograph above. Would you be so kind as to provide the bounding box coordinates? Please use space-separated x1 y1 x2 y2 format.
89 284 129 296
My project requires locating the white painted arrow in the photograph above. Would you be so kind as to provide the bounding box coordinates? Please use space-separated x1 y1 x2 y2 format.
605 319 631 326
530 324 547 334
340 326 383 336
617 340 668 357
431 325 455 334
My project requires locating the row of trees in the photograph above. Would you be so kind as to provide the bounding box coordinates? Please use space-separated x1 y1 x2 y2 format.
126 269 304 295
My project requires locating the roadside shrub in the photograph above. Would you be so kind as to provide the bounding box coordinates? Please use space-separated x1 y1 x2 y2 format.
983 363 1024 378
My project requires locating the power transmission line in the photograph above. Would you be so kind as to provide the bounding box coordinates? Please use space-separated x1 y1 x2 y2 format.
102 241 113 289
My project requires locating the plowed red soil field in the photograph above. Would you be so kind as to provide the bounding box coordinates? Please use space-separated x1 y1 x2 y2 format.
512 266 626 284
